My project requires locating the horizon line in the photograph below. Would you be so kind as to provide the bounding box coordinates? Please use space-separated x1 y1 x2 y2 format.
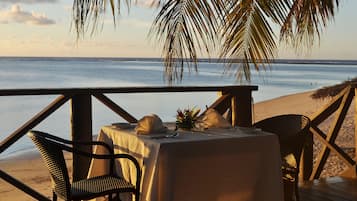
0 56 357 65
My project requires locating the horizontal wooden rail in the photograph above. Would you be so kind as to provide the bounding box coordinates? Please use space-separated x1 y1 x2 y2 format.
0 86 258 96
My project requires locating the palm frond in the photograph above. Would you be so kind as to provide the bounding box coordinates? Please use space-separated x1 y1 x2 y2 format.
220 0 287 81
72 0 129 38
150 0 224 83
281 0 339 48
71 0 341 83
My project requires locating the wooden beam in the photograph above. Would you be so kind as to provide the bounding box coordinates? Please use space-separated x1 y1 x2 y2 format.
231 96 238 127
229 89 254 127
0 95 70 153
310 126 355 167
310 87 354 179
309 87 349 125
355 88 357 170
93 93 138 123
340 165 357 178
71 94 93 182
0 170 51 201
0 86 258 96
206 93 231 115
311 124 327 139
342 87 357 178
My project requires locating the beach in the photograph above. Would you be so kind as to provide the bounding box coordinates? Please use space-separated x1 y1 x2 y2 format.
0 89 355 200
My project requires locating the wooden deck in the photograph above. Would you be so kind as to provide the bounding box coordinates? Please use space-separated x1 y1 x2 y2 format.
300 177 357 201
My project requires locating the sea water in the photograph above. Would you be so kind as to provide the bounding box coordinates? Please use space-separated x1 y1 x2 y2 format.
0 57 356 158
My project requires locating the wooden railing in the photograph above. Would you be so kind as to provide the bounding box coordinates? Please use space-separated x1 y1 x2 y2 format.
0 85 257 200
304 84 357 180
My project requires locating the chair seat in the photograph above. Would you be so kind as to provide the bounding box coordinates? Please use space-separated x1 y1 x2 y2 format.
71 175 135 200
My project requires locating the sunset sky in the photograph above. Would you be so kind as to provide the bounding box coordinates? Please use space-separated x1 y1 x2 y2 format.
0 0 356 60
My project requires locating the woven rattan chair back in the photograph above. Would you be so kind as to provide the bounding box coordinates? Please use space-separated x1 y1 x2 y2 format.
28 131 71 200
28 130 142 201
254 114 311 201
254 114 310 164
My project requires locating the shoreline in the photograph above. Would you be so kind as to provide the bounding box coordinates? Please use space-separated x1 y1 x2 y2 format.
0 148 39 161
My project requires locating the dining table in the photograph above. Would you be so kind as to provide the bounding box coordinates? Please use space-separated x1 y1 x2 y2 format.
88 123 284 201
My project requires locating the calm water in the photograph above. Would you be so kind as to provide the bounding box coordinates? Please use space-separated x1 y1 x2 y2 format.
0 57 356 158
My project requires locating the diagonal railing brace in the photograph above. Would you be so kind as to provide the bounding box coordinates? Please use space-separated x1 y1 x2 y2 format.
0 95 71 153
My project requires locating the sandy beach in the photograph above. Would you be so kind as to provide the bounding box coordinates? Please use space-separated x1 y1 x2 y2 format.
0 90 355 200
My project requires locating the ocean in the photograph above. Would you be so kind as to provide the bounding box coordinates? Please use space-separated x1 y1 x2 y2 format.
0 57 356 158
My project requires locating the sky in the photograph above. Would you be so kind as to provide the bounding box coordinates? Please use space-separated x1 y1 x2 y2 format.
0 0 356 60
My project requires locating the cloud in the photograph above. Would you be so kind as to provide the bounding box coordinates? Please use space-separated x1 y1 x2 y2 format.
1 0 58 4
0 4 55 25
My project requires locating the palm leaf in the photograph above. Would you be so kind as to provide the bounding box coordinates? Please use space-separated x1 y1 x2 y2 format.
72 0 130 38
150 0 224 83
71 0 341 83
219 0 288 81
281 0 340 48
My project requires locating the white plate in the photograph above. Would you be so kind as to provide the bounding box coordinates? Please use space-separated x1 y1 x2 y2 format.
112 122 136 129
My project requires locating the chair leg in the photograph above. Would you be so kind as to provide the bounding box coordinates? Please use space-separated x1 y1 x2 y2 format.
117 193 122 201
108 193 122 201
294 180 300 201
135 191 140 201
113 193 122 201
52 191 57 201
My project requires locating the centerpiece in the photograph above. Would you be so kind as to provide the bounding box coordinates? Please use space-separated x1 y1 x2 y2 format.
175 107 201 130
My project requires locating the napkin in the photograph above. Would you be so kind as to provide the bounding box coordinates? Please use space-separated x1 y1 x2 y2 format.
196 108 232 129
135 114 168 135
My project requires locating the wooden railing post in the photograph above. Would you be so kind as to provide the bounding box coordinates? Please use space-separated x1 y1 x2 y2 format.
355 87 357 172
352 86 357 177
229 88 255 127
340 85 357 178
71 94 92 181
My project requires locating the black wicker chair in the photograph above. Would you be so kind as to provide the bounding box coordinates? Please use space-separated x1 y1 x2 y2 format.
253 114 310 201
28 130 141 201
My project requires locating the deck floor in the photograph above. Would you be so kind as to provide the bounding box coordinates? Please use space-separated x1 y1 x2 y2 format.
299 177 357 201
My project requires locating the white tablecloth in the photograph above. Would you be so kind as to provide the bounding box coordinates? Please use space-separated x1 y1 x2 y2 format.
88 125 283 201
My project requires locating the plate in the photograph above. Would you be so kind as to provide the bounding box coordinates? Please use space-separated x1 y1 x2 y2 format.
139 130 178 139
112 123 136 129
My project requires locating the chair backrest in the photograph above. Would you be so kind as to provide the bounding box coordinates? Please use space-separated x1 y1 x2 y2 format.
253 114 311 167
28 131 71 200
